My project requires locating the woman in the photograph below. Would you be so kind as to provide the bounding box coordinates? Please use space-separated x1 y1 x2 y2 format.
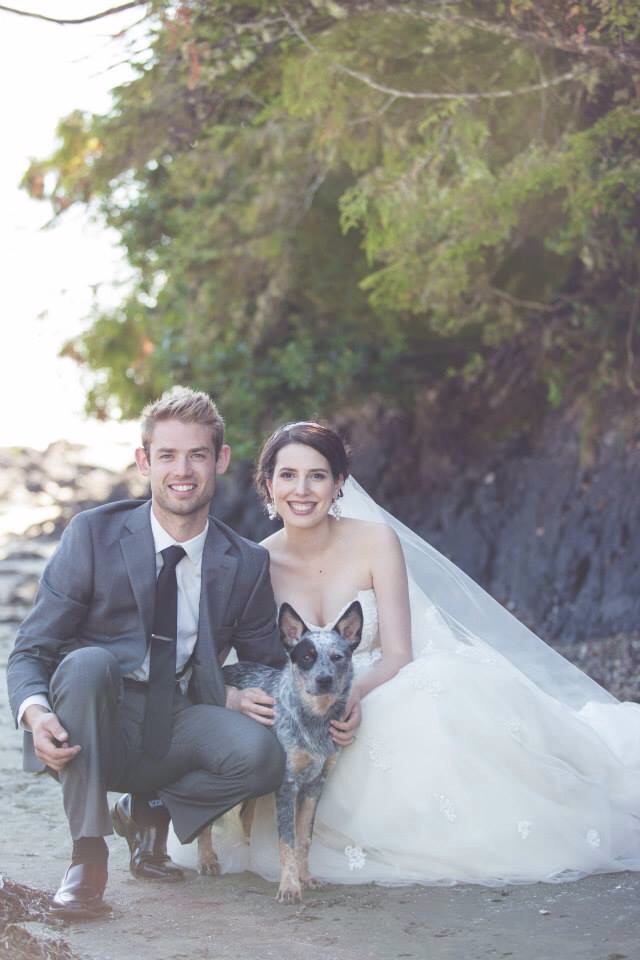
174 421 640 886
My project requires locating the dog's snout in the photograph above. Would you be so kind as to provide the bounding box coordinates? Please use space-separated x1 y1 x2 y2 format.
315 673 334 691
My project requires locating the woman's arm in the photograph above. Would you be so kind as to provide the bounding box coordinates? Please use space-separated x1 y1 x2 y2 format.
354 523 412 699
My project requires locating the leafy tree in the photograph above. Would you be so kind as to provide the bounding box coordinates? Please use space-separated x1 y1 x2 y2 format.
22 0 640 453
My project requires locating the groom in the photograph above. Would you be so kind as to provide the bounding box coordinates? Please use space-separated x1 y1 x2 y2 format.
6 387 287 919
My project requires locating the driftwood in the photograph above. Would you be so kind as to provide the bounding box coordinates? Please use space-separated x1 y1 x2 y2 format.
0 875 78 960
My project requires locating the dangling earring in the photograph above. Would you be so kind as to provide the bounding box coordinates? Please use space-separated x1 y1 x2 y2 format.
267 501 278 520
329 498 342 520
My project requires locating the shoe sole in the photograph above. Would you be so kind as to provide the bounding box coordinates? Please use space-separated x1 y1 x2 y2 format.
50 900 111 922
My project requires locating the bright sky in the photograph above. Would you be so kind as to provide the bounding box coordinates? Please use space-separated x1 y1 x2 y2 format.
0 3 145 463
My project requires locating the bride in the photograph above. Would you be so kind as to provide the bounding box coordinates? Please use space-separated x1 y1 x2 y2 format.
171 421 640 886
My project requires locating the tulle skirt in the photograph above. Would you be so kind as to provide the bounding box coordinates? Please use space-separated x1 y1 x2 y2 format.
169 644 640 886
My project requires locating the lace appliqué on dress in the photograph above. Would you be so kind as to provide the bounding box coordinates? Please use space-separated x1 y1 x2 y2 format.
344 845 367 870
399 660 443 694
367 735 393 771
436 795 458 823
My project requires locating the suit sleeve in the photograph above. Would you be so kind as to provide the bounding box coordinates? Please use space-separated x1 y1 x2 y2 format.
6 512 94 723
231 550 287 669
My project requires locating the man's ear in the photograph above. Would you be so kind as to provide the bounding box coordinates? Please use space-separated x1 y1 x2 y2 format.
216 443 231 474
134 446 150 477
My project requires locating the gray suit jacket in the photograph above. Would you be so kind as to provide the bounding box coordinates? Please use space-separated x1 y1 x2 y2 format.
7 499 286 758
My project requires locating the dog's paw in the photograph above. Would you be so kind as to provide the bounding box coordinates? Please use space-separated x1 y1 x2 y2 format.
197 852 221 876
302 876 326 890
276 883 303 904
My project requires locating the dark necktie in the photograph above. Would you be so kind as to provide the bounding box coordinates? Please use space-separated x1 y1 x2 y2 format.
142 544 186 759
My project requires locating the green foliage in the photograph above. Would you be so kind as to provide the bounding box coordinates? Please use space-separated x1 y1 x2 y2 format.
24 0 640 451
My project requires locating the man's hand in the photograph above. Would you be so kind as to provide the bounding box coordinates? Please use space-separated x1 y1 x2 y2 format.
25 707 81 772
225 685 275 726
330 688 362 746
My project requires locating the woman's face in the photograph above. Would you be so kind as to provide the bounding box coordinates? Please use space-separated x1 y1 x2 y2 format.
268 442 342 527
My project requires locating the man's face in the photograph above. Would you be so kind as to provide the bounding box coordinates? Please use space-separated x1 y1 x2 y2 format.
135 419 230 529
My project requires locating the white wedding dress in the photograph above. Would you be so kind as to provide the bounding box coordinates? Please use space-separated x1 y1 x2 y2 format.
169 479 640 886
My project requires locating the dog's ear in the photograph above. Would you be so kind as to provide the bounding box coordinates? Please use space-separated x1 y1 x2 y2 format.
334 600 363 651
278 603 309 650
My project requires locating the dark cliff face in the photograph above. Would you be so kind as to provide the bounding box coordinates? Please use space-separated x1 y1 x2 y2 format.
343 405 640 645
214 404 640 646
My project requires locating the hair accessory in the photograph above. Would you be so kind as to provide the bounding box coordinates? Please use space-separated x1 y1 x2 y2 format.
267 501 278 521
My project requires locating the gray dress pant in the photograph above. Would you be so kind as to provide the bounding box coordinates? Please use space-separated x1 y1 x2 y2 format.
49 647 285 843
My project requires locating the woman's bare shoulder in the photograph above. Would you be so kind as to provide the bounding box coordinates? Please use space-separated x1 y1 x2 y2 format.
338 516 399 547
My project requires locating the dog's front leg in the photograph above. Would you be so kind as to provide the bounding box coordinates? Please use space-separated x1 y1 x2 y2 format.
295 783 323 889
196 825 220 876
296 756 335 889
275 779 302 903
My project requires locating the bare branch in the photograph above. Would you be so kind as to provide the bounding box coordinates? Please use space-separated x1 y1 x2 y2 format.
0 2 146 26
490 287 556 314
283 10 589 102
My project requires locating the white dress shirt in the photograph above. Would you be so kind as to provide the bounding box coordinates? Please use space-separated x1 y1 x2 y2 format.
17 512 208 727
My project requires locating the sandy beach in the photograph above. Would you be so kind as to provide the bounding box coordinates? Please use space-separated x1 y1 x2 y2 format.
1 462 639 960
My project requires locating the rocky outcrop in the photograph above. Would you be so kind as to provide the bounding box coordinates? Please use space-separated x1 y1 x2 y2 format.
346 402 640 646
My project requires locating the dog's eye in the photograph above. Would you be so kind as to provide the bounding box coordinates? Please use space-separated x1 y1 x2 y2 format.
330 653 344 662
302 653 314 663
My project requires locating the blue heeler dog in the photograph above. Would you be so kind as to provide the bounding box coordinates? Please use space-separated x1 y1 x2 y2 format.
196 600 363 902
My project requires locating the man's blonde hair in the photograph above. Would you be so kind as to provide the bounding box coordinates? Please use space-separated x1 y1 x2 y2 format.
140 386 225 454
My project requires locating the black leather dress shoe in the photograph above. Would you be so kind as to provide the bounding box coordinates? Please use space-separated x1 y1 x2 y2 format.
110 793 184 882
50 862 109 921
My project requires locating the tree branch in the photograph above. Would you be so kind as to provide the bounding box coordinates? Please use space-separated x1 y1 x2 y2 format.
398 4 640 71
0 2 146 25
327 2 640 71
283 10 589 102
490 287 556 314
625 292 640 396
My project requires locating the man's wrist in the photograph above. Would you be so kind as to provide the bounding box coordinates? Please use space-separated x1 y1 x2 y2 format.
22 704 53 731
225 685 240 710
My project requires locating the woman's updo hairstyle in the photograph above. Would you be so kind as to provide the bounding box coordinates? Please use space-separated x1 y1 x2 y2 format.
255 421 350 506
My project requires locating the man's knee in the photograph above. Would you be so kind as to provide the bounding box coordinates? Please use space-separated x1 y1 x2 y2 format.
51 646 120 698
242 728 286 797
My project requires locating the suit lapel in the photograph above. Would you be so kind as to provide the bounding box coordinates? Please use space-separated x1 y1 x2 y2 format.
195 519 238 704
120 501 156 640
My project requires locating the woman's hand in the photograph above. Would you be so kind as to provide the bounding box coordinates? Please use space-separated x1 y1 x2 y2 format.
225 685 275 725
330 687 362 746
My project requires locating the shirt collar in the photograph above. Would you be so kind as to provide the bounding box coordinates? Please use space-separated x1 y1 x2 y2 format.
150 510 209 566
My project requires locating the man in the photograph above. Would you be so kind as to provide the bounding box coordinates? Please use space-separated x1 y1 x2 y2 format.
6 387 287 920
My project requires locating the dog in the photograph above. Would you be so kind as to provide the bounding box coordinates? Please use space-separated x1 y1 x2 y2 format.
196 599 363 903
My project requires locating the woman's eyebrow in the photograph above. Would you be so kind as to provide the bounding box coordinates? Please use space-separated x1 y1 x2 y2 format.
277 465 328 471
